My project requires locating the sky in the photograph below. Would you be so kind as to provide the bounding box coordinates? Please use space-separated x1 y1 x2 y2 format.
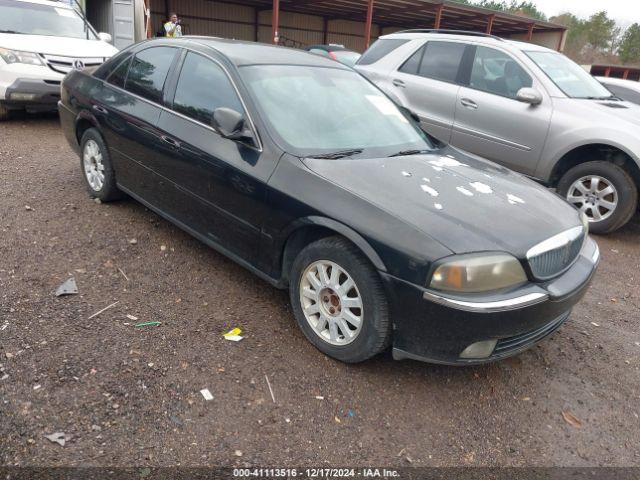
530 0 640 26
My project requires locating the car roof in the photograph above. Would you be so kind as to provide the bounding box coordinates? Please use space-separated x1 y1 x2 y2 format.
12 0 73 8
380 31 556 53
183 37 351 69
306 44 350 52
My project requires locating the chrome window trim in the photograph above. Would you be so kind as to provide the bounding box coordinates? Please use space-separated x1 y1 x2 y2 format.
422 290 548 313
526 226 584 259
100 45 263 152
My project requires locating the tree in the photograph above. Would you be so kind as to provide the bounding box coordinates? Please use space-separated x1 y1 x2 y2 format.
585 11 617 51
618 24 640 65
550 13 587 58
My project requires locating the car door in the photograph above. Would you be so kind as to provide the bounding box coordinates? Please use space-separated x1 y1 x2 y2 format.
450 45 552 176
93 46 179 200
152 50 273 264
388 40 468 143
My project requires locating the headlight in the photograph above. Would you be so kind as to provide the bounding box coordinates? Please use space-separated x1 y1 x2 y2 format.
0 48 44 66
429 253 527 293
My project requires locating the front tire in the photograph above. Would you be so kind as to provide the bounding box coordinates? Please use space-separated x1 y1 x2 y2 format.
557 161 638 234
79 128 123 202
289 236 390 363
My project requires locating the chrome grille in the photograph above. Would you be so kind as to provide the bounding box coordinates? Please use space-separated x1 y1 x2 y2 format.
527 226 585 280
40 54 105 75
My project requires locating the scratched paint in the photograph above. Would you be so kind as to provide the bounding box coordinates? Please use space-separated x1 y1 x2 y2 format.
456 186 474 197
507 193 526 205
420 184 439 197
434 203 443 210
401 171 412 177
422 177 430 183
431 166 444 172
469 182 493 194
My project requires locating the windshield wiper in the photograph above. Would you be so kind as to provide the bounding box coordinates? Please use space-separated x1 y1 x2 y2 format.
583 95 620 101
307 149 363 159
388 149 431 157
0 30 23 34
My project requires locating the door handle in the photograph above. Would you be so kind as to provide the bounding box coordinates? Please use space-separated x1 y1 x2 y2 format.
392 79 406 88
460 98 478 110
161 135 181 148
92 105 108 115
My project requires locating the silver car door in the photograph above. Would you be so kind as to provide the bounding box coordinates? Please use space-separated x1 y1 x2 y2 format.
451 45 552 176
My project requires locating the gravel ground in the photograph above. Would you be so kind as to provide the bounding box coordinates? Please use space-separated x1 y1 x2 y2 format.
1 114 640 468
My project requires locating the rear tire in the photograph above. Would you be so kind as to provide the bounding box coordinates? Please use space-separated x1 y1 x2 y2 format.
289 236 390 363
79 128 123 202
557 161 637 234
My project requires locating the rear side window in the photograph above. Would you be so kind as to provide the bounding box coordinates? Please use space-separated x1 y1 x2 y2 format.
399 46 424 74
107 55 132 89
418 41 466 83
172 52 244 125
357 39 409 65
469 46 532 99
125 47 177 103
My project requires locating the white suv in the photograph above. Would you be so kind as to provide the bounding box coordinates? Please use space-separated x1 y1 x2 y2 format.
356 30 640 234
0 0 118 120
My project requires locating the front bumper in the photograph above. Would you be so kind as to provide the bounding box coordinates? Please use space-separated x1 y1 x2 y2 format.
1 78 61 110
383 237 599 365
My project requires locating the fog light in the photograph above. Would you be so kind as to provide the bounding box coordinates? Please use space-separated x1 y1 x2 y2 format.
459 339 497 359
10 93 37 101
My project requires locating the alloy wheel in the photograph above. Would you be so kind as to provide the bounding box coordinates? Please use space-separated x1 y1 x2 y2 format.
566 175 618 223
299 260 363 346
83 139 106 192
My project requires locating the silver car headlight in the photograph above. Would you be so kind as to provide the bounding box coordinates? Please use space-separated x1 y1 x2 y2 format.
0 48 44 66
429 253 528 293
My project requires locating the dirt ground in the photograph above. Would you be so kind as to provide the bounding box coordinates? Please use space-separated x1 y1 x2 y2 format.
1 114 639 469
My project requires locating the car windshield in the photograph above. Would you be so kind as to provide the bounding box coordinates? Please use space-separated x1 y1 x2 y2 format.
0 0 96 40
526 51 612 99
240 64 432 157
333 51 361 67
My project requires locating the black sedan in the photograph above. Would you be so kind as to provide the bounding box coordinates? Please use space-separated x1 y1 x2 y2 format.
58 37 599 365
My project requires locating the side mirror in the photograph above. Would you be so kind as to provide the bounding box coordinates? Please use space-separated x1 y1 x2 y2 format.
211 107 254 143
516 87 543 105
98 32 112 43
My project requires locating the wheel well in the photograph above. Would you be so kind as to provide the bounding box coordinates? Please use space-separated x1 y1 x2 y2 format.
75 118 94 145
280 226 369 287
551 144 640 190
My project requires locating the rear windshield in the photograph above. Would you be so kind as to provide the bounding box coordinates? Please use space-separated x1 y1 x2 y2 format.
333 50 361 67
357 39 409 65
0 0 96 39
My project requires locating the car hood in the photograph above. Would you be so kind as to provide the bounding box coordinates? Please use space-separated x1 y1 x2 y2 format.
554 97 640 128
303 147 582 256
0 33 118 57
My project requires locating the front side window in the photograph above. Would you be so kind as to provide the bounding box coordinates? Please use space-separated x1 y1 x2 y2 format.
470 46 532 99
240 65 432 155
357 39 409 65
0 0 96 39
418 41 466 83
526 51 613 99
172 52 243 125
125 47 177 104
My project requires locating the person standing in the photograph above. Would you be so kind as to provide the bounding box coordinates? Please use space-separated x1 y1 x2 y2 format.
164 13 182 38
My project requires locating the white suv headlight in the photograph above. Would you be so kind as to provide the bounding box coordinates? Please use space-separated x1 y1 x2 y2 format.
429 253 528 293
0 48 44 66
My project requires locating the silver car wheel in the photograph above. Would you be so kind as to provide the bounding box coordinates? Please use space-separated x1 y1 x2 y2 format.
83 139 105 192
300 260 363 346
566 175 618 223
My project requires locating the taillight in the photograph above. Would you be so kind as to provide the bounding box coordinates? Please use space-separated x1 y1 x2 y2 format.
329 51 338 61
